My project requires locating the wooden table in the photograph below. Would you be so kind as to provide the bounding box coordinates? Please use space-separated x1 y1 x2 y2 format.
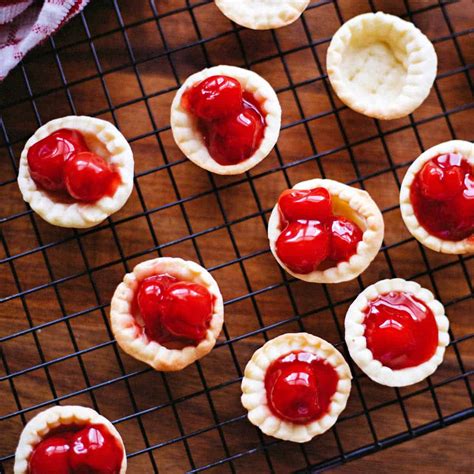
1 0 472 472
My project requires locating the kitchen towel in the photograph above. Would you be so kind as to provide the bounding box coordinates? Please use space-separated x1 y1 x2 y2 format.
0 0 90 81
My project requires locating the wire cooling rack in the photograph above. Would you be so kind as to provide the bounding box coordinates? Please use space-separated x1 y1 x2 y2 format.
1 0 473 472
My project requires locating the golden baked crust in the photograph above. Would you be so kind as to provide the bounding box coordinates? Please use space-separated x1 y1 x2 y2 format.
327 12 437 120
214 0 310 30
267 178 384 283
170 65 281 175
14 405 127 474
400 139 474 254
17 116 134 229
241 333 352 443
110 257 224 371
345 278 450 387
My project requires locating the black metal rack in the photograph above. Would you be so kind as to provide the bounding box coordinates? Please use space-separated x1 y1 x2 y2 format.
1 0 473 472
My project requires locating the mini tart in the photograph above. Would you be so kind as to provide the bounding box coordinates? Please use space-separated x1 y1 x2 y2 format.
14 405 127 474
400 139 474 254
170 65 281 175
18 116 134 228
268 178 384 283
345 278 450 387
110 257 224 371
241 333 352 443
327 12 437 120
214 0 310 30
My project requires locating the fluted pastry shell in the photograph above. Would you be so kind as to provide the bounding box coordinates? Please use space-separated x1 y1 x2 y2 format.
241 333 352 443
215 0 310 30
400 140 474 254
171 65 281 175
110 257 224 371
345 278 450 387
14 405 127 474
18 115 134 228
327 12 437 120
267 178 384 283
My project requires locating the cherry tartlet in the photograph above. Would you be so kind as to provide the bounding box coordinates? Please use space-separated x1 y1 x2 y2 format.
14 405 126 474
18 116 134 228
171 65 281 175
110 257 224 371
268 179 384 283
241 333 351 443
345 278 449 387
400 140 473 254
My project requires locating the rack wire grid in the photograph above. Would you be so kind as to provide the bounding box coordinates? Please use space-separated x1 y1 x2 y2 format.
1 0 473 472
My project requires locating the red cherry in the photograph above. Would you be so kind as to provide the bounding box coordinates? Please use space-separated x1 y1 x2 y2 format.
419 156 464 200
63 152 120 202
278 187 333 223
137 274 177 340
69 425 122 474
328 216 363 262
268 362 320 423
364 292 438 370
160 282 213 343
275 220 330 274
264 352 340 424
184 75 243 120
451 178 474 236
411 154 473 241
27 129 89 192
29 435 71 474
206 105 264 166
367 320 417 368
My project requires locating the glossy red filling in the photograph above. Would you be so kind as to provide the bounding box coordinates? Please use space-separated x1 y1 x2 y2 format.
27 128 121 202
275 187 363 274
265 351 339 424
135 274 214 346
182 75 266 166
364 291 438 370
410 153 473 241
29 424 123 474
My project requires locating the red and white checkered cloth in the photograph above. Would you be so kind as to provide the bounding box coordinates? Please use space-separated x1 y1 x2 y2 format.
0 0 90 81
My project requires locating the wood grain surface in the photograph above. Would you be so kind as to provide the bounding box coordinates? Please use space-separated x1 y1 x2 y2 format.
1 0 473 473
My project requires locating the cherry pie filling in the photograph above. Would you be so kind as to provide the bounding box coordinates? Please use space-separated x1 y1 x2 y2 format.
181 75 266 166
27 128 121 202
29 424 123 474
363 291 438 370
275 187 364 274
410 153 474 241
134 274 215 347
264 351 339 424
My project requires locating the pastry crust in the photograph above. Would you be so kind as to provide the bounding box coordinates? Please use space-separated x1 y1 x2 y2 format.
400 140 474 254
170 65 281 175
18 116 134 229
14 405 127 474
327 12 437 120
110 257 224 371
345 278 450 387
267 179 384 283
241 333 352 443
214 0 310 30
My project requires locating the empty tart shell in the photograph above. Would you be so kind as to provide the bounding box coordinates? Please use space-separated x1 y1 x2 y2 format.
241 333 352 443
17 115 134 229
345 278 450 387
214 0 310 30
170 65 281 175
327 12 437 120
110 257 224 371
14 405 127 474
267 178 384 283
400 139 474 254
